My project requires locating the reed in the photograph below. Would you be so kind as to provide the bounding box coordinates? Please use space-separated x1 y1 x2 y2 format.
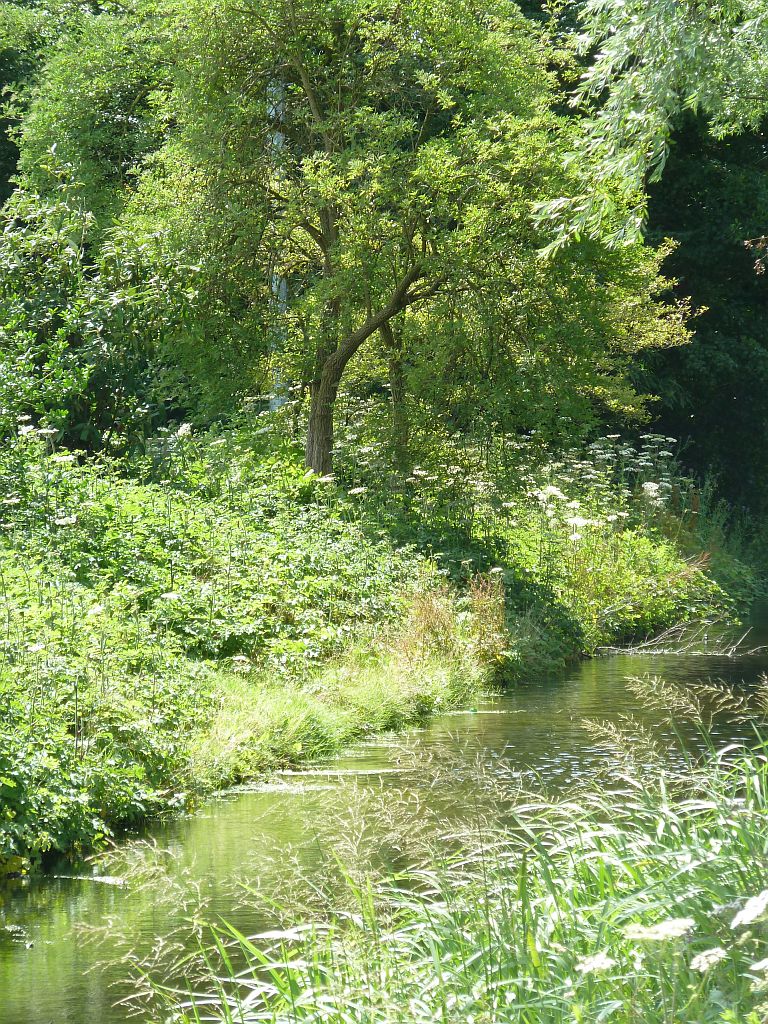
146 677 768 1024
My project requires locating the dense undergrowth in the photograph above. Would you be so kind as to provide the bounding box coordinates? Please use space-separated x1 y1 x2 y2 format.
0 419 753 869
141 678 768 1024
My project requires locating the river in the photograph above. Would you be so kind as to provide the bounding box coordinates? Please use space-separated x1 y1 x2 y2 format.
2 635 767 1024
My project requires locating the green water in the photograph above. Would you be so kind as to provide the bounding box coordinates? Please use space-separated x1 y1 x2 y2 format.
2 639 767 1024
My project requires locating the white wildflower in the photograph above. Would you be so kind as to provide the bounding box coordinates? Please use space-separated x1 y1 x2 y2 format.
568 533 582 542
567 516 601 528
750 958 768 973
624 918 696 942
348 486 368 495
50 454 76 464
642 481 661 497
539 485 566 500
690 947 728 973
54 515 77 526
732 891 768 929
176 422 192 437
565 516 590 528
575 952 616 975
159 592 181 601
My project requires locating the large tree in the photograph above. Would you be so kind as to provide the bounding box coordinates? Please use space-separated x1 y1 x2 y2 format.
147 0 562 474
7 0 691 467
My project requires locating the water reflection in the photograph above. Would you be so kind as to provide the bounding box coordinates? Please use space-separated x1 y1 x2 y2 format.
2 634 768 1024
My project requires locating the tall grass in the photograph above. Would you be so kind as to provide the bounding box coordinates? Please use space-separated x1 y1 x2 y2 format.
143 678 768 1024
187 580 507 790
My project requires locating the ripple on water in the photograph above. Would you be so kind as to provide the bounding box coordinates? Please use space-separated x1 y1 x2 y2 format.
3 632 768 1024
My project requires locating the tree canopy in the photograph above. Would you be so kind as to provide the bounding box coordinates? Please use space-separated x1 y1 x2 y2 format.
0 0 691 474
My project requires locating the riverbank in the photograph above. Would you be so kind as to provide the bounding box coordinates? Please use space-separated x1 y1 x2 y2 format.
0 424 754 871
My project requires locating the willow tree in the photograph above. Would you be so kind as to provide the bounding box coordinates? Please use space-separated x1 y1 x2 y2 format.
541 0 768 248
152 0 559 473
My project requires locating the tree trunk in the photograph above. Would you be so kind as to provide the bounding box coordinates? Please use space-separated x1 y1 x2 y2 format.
380 322 410 475
302 263 435 475
305 362 341 475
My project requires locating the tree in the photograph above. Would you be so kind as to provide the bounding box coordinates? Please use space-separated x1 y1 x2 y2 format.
133 0 562 474
9 0 692 468
637 118 768 508
10 4 167 226
0 182 170 446
541 0 768 247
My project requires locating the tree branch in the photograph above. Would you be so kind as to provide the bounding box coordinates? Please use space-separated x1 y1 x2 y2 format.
328 265 441 374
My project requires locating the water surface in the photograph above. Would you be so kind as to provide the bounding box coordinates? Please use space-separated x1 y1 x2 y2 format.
2 634 767 1024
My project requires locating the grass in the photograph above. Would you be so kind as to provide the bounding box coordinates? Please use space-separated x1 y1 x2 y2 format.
0 420 753 869
141 678 768 1024
186 580 505 790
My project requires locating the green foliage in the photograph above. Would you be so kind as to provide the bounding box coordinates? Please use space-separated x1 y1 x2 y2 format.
331 422 743 650
0 668 208 860
0 424 471 862
129 0 568 468
0 421 739 866
340 232 690 451
0 185 94 437
5 0 691 466
542 0 768 246
640 119 768 512
0 179 204 448
12 1 167 223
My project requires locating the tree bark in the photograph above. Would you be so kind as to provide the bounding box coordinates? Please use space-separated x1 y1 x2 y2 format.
305 365 341 475
380 321 410 475
303 264 441 475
